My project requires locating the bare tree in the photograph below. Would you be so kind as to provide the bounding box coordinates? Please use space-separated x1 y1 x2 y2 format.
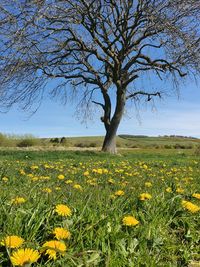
0 0 199 153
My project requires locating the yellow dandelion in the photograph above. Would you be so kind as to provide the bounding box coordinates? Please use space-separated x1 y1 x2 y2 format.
182 200 200 213
1 236 24 248
139 193 152 201
10 248 40 266
108 178 115 184
55 204 72 217
142 164 148 170
122 216 139 227
114 190 125 196
73 184 82 190
55 187 61 191
65 179 73 184
42 240 66 260
192 193 200 200
166 187 172 193
145 182 152 187
2 177 8 182
53 227 71 240
30 165 39 170
57 174 65 180
176 188 184 194
19 170 26 175
42 188 52 193
110 194 117 200
11 197 26 205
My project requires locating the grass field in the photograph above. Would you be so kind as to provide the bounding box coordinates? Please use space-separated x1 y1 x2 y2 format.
0 149 200 266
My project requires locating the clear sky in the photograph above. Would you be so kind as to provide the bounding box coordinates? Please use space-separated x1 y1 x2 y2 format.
0 78 199 138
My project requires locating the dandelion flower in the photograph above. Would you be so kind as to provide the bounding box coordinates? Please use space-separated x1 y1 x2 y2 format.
139 193 152 201
114 190 125 196
2 177 8 182
1 236 24 248
145 182 152 187
110 194 116 200
192 193 200 200
42 188 52 193
42 240 66 260
55 187 61 191
57 174 65 180
73 184 82 190
122 216 139 227
55 204 72 216
108 178 115 184
53 227 71 240
166 187 172 193
11 197 26 205
10 248 40 266
182 200 200 213
176 188 184 194
65 180 73 184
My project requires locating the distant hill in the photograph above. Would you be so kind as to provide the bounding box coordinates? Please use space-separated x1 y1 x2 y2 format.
0 132 199 149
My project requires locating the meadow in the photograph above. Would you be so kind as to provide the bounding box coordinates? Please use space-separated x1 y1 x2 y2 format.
0 149 200 267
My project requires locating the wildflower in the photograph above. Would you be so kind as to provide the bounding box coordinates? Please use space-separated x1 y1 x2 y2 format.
55 187 61 191
2 177 8 182
182 200 200 213
108 178 115 184
57 174 65 180
30 165 39 170
114 190 125 196
166 187 172 193
83 171 89 176
10 248 40 266
192 193 200 200
31 177 39 182
55 204 72 217
145 182 152 187
176 188 184 194
1 236 24 248
65 180 73 184
122 216 139 227
19 170 26 175
42 240 66 260
143 164 148 170
53 227 71 240
110 194 117 200
73 184 82 190
139 193 152 201
42 188 52 193
11 197 26 205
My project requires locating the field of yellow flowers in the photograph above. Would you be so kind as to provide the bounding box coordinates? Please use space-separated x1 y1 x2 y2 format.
0 150 199 267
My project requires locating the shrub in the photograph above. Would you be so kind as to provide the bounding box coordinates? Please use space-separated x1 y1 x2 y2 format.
88 142 98 147
50 138 60 144
75 142 85 148
164 144 173 149
17 138 38 147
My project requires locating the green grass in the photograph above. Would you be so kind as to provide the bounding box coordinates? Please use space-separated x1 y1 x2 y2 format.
0 150 200 266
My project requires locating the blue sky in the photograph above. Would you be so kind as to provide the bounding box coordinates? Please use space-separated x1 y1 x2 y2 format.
0 79 199 138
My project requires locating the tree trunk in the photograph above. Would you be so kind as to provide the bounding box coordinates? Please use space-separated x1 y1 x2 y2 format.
102 87 126 153
102 124 118 154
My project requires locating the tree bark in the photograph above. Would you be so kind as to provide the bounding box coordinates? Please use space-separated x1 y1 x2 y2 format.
102 123 118 153
102 87 126 153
